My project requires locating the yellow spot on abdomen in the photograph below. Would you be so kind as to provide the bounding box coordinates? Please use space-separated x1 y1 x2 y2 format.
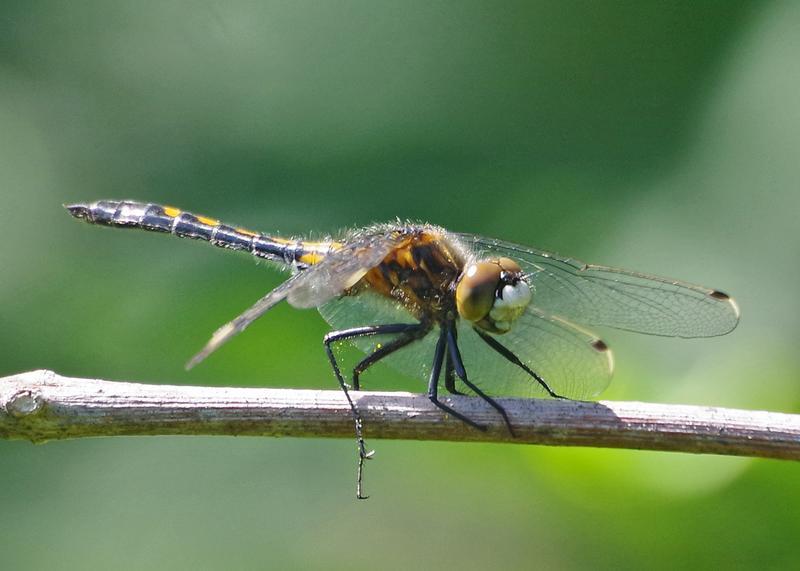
235 227 258 237
299 252 325 265
163 206 181 218
196 215 219 226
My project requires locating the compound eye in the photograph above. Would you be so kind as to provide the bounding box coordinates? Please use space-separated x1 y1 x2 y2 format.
497 257 522 276
456 261 502 322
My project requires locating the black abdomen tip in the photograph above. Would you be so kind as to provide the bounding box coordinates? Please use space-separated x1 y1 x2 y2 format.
64 203 92 220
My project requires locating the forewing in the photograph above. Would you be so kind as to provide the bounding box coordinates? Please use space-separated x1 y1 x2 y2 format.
458 234 740 338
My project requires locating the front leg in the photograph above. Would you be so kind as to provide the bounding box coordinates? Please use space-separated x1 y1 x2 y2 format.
474 327 566 399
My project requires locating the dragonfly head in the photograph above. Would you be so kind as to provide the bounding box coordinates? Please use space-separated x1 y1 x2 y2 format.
455 257 531 334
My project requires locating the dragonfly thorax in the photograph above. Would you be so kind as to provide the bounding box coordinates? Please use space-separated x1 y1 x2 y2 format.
361 229 465 321
455 257 532 334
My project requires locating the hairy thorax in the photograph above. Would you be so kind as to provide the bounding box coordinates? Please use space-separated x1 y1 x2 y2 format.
361 229 466 322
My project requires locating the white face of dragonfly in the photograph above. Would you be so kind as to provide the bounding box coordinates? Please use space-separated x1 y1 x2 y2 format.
455 257 532 334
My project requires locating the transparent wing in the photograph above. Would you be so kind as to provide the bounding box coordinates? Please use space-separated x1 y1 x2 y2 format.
319 292 612 399
455 307 613 399
458 234 740 338
287 229 408 308
186 274 304 368
319 290 424 368
188 228 407 368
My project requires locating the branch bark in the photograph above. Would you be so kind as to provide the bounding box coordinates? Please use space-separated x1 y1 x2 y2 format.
1 370 799 461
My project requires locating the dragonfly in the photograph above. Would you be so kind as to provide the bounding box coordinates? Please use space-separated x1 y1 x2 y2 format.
66 200 740 498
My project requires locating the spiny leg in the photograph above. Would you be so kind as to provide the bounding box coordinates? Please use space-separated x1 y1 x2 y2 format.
447 324 515 437
352 324 429 390
427 326 486 432
474 328 566 399
444 324 465 396
323 323 426 499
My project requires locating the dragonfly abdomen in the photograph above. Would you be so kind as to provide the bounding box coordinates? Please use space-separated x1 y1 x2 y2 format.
64 200 322 267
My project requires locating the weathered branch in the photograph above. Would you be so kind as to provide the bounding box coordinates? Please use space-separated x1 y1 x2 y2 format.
1 370 799 461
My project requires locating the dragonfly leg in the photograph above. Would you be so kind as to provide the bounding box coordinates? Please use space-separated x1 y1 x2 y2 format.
446 324 515 437
444 325 465 395
474 328 566 399
323 322 428 499
351 324 430 390
427 326 487 432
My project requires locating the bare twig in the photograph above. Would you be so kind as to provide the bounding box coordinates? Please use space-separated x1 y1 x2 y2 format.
1 369 799 461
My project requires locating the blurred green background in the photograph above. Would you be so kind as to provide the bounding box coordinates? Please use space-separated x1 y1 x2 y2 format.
2 1 799 569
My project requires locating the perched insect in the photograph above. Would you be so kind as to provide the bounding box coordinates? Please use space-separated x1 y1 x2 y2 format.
66 200 740 498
